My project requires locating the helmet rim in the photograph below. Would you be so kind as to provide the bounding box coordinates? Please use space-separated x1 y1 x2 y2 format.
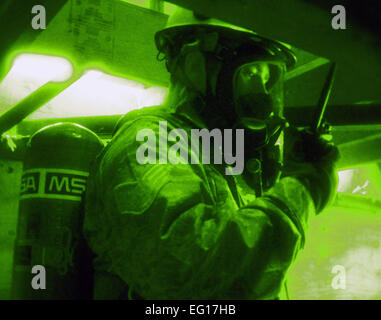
155 23 297 71
155 9 297 70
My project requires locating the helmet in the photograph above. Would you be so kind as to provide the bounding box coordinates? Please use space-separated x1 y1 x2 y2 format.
155 7 297 70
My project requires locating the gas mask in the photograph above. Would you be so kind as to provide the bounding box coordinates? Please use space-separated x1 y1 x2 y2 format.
233 61 285 120
162 30 288 194
231 60 287 194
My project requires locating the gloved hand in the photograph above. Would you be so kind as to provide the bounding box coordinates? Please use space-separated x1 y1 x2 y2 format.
282 127 340 214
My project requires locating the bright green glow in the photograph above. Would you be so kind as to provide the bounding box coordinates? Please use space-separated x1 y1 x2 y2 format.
287 163 381 299
9 53 73 83
337 169 355 192
0 54 73 113
27 69 167 119
287 204 381 300
122 0 148 9
337 165 381 198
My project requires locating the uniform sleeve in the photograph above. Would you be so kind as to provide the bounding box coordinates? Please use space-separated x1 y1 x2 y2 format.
84 117 315 300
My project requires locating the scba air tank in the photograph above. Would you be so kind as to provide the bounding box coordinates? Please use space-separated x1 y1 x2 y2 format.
12 123 104 299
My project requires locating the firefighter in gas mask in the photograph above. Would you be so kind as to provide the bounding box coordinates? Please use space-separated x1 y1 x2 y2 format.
83 7 339 299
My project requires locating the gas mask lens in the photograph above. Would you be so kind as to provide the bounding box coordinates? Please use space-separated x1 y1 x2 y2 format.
239 63 271 94
233 61 285 120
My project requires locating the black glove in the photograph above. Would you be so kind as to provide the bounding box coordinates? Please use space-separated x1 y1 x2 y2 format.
282 127 340 214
